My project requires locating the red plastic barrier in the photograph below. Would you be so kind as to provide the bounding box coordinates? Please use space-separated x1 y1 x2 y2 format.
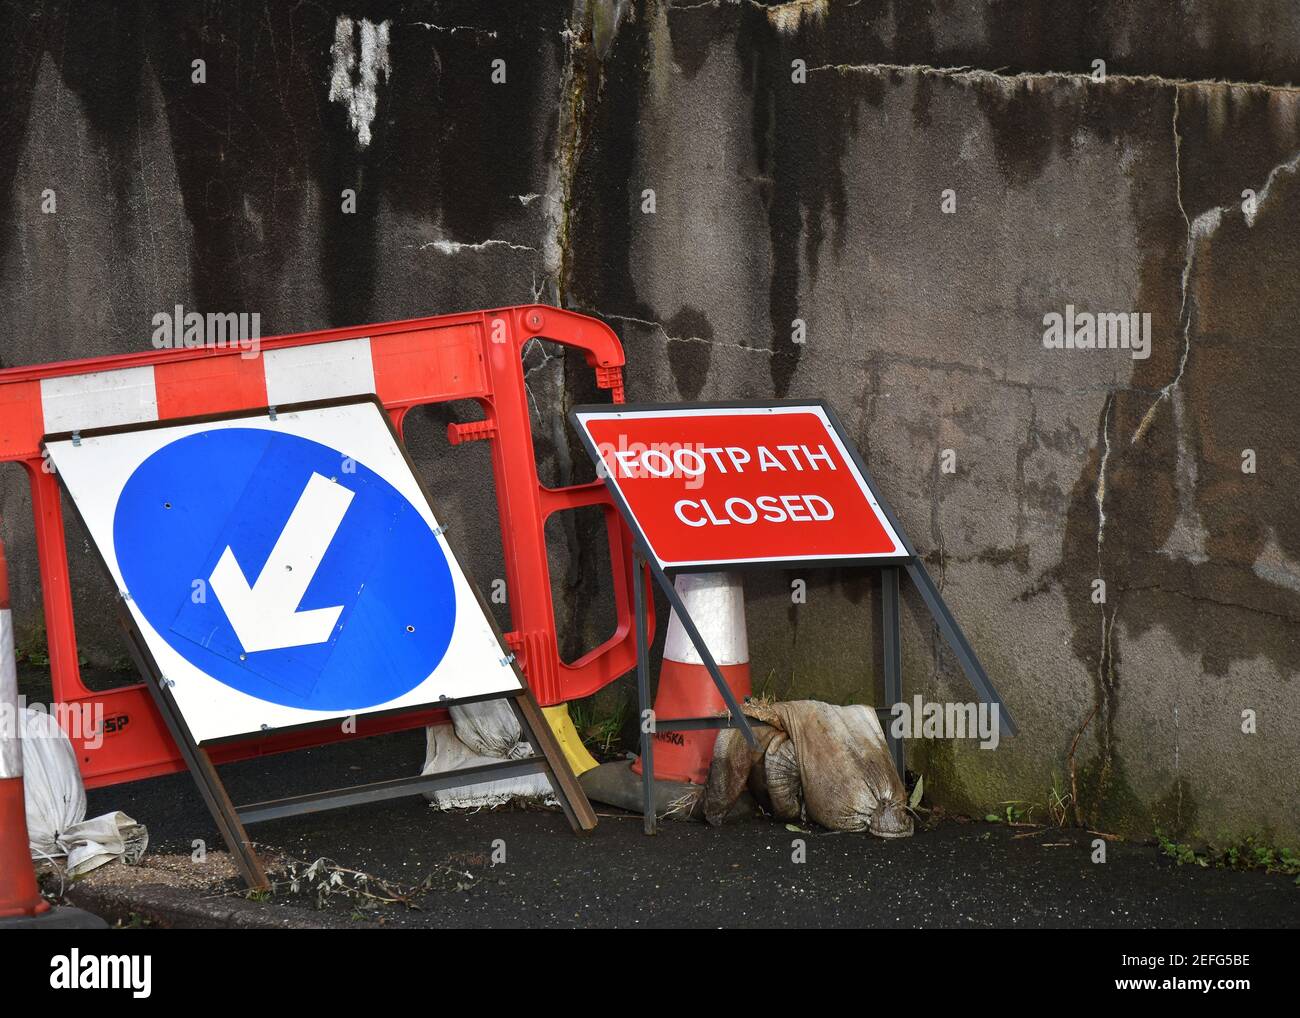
0 305 649 788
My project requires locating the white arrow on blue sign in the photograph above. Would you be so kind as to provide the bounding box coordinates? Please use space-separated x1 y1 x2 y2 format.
209 470 355 654
45 399 520 743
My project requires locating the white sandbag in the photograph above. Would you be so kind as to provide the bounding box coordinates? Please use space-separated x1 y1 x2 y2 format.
57 813 148 877
779 702 908 834
704 699 912 837
421 699 553 808
704 723 775 826
22 708 148 876
762 731 803 822
21 707 84 853
450 699 530 759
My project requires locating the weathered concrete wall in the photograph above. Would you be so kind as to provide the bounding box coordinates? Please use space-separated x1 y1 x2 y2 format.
562 0 1300 846
1 1 1297 845
0 0 571 660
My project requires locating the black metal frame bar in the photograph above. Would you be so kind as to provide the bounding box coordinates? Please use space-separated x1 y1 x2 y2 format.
235 730 550 824
571 400 1017 833
882 566 904 777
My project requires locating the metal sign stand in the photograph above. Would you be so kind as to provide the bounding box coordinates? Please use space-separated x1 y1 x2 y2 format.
47 400 598 891
128 622 593 890
124 607 594 888
573 400 1017 835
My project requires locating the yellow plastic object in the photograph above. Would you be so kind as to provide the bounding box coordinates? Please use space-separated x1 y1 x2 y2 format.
542 703 599 776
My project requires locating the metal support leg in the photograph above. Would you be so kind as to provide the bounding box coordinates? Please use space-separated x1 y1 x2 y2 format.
633 554 656 834
881 567 905 778
506 692 597 834
905 561 1018 736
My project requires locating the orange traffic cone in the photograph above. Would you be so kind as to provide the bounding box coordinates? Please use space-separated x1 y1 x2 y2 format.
0 531 51 919
633 572 751 785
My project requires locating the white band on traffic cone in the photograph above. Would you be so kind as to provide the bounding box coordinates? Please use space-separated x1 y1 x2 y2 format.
634 571 752 786
663 572 749 667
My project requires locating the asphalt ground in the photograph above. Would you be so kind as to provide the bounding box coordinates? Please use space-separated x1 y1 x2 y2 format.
76 724 1299 930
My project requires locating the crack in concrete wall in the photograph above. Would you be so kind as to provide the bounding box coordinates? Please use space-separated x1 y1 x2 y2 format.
405 238 541 255
584 308 776 354
1134 90 1300 444
809 61 1300 95
405 21 499 39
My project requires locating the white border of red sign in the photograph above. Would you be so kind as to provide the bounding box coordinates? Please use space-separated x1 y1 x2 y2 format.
571 400 914 571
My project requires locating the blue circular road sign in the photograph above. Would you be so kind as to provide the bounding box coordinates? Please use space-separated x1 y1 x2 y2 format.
113 428 456 712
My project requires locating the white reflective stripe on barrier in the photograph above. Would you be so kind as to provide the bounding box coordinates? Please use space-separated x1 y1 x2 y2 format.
663 571 749 667
40 365 159 434
263 337 375 404
0 608 20 780
32 338 382 442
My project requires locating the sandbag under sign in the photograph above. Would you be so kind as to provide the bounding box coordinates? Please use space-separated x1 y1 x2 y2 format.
705 700 912 837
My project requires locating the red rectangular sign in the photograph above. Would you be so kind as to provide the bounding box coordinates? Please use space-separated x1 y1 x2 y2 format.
572 403 906 568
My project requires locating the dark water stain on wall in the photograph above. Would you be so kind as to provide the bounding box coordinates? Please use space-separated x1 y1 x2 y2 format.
739 0 1300 86
0 4 162 316
974 73 1143 188
0 4 48 367
564 9 653 322
663 305 714 399
978 0 1102 83
373 2 563 240
732 6 871 398
150 4 333 320
1 1 563 335
1047 83 1181 828
975 78 1069 188
559 10 659 658
978 0 1300 86
1174 85 1300 222
1100 87 1300 679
